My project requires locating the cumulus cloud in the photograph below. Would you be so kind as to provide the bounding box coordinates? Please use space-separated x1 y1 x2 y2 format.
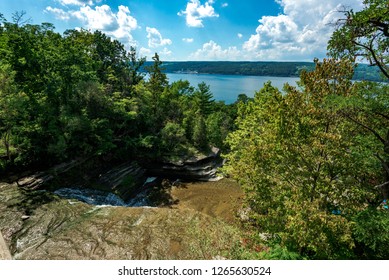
139 47 153 58
146 27 172 48
189 40 241 60
46 4 138 46
160 47 173 57
45 7 71 20
58 0 96 6
222 3 229 8
178 0 219 28
183 38 194 43
237 33 243 39
72 5 119 31
243 0 363 60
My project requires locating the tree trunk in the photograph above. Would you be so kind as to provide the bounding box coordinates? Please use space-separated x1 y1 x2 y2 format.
2 131 11 162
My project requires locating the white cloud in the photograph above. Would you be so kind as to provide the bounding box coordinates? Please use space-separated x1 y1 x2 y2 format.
243 0 364 60
112 5 138 40
189 40 241 61
146 27 172 48
46 4 138 46
237 33 243 39
45 7 71 20
160 47 173 57
58 0 96 6
178 0 219 28
222 3 229 8
183 38 194 43
72 5 119 31
139 47 153 58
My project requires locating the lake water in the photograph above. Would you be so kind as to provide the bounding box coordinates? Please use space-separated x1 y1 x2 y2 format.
166 73 300 104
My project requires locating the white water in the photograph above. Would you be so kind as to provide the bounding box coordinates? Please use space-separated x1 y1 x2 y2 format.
54 177 158 207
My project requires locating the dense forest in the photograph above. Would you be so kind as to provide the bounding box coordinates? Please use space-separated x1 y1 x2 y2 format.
143 61 385 82
1 0 389 260
0 13 236 175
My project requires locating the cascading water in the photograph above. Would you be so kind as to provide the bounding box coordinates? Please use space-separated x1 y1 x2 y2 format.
54 177 157 207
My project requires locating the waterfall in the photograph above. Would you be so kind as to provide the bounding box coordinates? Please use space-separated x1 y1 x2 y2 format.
53 177 158 207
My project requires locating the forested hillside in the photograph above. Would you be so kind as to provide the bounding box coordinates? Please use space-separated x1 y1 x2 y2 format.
0 15 236 174
143 61 385 82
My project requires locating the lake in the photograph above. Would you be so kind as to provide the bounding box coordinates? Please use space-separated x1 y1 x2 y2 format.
166 73 300 104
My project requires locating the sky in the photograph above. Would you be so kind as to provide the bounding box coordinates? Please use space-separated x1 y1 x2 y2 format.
1 0 364 61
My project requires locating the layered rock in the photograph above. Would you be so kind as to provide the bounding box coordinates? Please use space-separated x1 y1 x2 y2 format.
16 159 87 189
0 232 12 260
0 181 243 260
145 147 224 181
13 147 225 204
96 162 146 201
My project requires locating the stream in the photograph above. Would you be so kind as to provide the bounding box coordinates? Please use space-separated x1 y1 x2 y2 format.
53 177 158 207
54 187 147 207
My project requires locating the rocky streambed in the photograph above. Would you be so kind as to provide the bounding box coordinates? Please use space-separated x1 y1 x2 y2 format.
0 178 244 260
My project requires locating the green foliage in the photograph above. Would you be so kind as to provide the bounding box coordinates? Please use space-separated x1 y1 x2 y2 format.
192 111 208 150
192 82 214 116
206 111 233 149
147 61 314 77
0 18 147 170
352 208 389 259
260 245 303 260
160 121 187 153
0 63 28 166
328 0 389 80
223 59 379 259
328 0 389 201
145 61 384 82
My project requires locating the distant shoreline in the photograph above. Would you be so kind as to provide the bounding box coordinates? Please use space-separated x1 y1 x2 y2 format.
142 61 385 82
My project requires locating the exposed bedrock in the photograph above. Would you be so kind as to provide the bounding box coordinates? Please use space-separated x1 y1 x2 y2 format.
144 147 224 182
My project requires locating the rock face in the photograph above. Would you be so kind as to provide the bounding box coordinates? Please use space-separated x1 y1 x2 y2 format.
13 159 148 201
16 159 87 189
12 147 225 203
145 147 224 181
96 162 146 201
0 181 243 260
0 232 12 260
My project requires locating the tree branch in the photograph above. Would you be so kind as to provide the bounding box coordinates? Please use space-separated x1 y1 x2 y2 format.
374 111 389 121
375 153 389 176
344 113 386 144
374 181 389 190
368 19 389 37
352 39 389 80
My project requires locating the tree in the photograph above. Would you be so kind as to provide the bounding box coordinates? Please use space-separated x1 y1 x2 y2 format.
328 0 389 79
0 16 147 168
0 63 28 164
223 59 378 259
328 0 389 199
160 121 187 153
206 111 233 149
192 110 208 150
192 82 214 116
146 53 168 96
143 53 168 132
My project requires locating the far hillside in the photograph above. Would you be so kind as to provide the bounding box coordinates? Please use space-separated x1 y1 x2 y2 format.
142 61 385 82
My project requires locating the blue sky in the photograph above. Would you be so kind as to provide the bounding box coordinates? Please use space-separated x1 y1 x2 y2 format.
1 0 364 61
